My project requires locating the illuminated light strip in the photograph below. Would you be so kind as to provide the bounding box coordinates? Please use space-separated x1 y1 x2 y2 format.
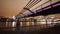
23 12 33 16
53 3 60 7
34 11 36 14
28 13 31 15
22 14 29 17
30 12 33 14
16 16 21 19
25 14 28 16
27 13 33 15
37 10 42 12
43 6 51 10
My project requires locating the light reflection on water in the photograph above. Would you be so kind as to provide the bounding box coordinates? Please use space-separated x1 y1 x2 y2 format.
0 24 55 32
